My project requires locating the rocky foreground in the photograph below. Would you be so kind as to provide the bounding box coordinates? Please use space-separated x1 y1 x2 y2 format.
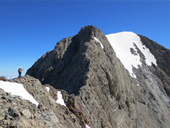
0 75 90 128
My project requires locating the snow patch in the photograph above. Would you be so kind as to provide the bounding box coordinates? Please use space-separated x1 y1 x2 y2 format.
106 32 157 78
85 124 91 128
46 87 50 92
56 91 66 106
94 37 104 49
0 80 39 106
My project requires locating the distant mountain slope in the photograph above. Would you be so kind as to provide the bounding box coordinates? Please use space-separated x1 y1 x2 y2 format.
26 26 170 128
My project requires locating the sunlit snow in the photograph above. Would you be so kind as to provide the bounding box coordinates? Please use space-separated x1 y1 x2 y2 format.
94 37 104 49
46 87 50 92
86 124 91 128
56 91 66 106
0 80 39 106
106 32 157 78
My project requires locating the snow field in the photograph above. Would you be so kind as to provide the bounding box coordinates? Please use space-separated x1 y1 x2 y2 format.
0 80 39 106
106 32 157 78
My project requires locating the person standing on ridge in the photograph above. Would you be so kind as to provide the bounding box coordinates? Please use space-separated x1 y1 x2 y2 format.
18 68 24 77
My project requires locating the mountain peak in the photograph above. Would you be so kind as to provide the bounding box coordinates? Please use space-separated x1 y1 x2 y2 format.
79 25 99 32
25 26 170 128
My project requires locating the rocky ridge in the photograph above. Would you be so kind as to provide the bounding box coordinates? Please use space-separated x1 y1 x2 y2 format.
0 26 170 128
0 75 92 128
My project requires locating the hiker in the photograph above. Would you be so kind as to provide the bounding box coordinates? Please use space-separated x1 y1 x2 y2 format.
18 68 24 77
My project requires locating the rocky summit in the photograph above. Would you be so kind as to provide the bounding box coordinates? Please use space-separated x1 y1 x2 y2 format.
0 26 170 128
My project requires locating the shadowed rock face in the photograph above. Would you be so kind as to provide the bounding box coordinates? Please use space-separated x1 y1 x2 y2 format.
26 26 170 128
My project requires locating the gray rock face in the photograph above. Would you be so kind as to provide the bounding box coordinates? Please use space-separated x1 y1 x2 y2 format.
10 26 170 127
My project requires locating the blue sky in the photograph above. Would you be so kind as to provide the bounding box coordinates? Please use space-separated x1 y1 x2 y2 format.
0 0 170 76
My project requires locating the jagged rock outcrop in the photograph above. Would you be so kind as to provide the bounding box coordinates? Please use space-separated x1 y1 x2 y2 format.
23 26 170 127
0 76 88 128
